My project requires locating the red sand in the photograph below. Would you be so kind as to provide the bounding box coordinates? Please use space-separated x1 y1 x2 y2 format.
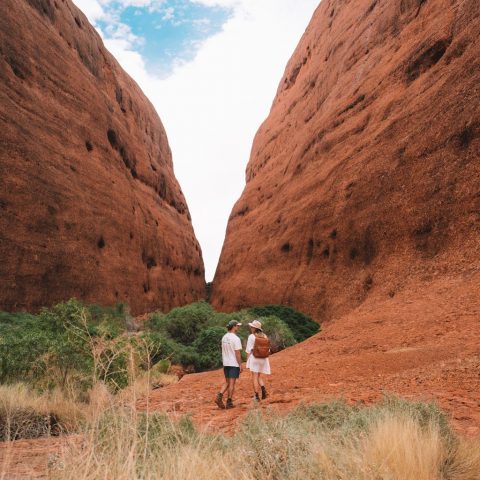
141 272 480 436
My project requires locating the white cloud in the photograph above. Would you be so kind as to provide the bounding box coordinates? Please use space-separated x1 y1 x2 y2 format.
74 0 320 280
114 0 165 8
74 0 105 22
106 22 145 47
162 6 175 20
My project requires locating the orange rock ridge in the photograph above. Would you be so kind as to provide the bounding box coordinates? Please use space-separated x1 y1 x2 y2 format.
212 0 480 322
0 0 205 314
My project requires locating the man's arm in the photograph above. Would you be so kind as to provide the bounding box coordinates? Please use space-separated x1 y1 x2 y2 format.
235 349 242 371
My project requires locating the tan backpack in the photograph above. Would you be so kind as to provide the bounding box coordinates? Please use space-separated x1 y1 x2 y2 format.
252 335 271 358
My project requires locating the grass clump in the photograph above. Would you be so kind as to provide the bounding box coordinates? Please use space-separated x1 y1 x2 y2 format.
49 396 480 480
0 384 84 440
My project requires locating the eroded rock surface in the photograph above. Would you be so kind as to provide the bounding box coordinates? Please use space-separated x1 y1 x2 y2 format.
0 0 205 314
212 0 480 321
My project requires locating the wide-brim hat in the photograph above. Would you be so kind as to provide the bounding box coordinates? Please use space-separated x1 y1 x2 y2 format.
248 320 263 331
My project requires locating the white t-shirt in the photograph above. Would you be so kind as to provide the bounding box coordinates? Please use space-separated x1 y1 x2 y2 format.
221 332 242 367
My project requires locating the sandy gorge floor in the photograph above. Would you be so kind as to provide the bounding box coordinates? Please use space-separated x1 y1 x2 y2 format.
140 271 480 436
1 271 479 478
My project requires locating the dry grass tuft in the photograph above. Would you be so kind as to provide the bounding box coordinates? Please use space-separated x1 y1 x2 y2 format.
0 384 84 440
362 413 446 479
47 396 480 480
1 381 478 480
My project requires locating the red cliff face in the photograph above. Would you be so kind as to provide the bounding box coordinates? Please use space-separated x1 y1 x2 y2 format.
0 0 205 314
212 0 480 321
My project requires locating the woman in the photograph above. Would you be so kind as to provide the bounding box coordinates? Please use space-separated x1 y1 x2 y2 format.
246 320 271 401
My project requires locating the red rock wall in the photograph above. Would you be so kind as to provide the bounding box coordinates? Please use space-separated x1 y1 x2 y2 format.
0 0 205 314
212 0 480 321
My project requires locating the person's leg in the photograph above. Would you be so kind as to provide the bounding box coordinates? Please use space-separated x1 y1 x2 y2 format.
251 371 256 394
215 370 229 408
228 378 236 399
259 374 268 399
225 378 237 408
252 372 260 400
220 377 229 395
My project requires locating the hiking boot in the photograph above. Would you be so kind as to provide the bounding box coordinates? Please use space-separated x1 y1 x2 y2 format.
215 393 225 409
225 398 234 409
253 393 260 403
261 386 268 400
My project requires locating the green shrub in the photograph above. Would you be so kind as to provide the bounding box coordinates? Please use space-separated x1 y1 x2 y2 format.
258 316 296 353
164 301 215 345
36 300 95 388
145 312 169 334
140 331 216 373
248 305 319 342
208 311 252 344
192 326 225 370
139 332 184 367
205 312 231 329
153 359 171 374
173 346 202 370
0 300 131 391
87 303 126 323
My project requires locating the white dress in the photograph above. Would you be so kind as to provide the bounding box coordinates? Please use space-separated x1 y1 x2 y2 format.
246 334 271 374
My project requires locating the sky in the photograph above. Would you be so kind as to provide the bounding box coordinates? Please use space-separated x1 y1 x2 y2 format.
73 0 319 280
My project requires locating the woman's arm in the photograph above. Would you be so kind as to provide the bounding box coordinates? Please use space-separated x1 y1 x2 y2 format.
246 334 255 357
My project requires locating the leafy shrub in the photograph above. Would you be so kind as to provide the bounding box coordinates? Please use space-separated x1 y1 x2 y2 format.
36 300 95 388
248 305 319 342
192 326 225 370
145 312 169 335
258 316 296 353
145 305 300 369
140 332 181 364
0 312 51 384
152 359 171 375
155 301 215 345
139 333 203 372
0 300 131 391
173 346 202 371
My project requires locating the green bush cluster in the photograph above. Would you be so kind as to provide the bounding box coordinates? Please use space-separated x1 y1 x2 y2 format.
258 316 296 353
143 301 317 371
0 300 319 384
0 299 132 392
144 302 225 371
247 305 319 342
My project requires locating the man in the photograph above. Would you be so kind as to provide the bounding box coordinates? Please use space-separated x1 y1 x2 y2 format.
215 320 243 409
